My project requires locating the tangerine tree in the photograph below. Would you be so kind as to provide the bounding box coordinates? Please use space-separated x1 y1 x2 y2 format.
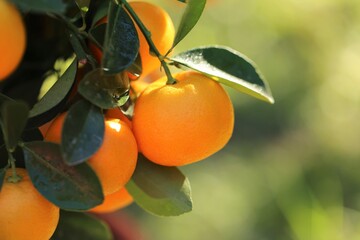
0 0 274 238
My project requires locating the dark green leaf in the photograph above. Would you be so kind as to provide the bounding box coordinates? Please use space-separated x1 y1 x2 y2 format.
11 0 67 14
91 0 110 27
69 34 88 63
126 154 192 216
99 70 130 89
171 46 274 104
78 68 130 109
0 167 7 192
126 54 142 79
0 101 29 151
170 0 206 52
62 100 104 166
29 59 77 118
102 1 139 74
0 93 14 105
52 211 113 240
23 141 104 210
89 23 106 50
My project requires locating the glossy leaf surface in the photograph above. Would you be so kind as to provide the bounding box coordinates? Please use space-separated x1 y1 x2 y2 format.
61 100 104 166
102 1 139 74
52 211 113 240
172 46 274 103
126 155 192 216
23 142 103 210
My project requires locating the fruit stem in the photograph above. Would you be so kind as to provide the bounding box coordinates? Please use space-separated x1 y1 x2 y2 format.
52 14 97 69
119 0 177 85
7 152 21 183
78 13 87 32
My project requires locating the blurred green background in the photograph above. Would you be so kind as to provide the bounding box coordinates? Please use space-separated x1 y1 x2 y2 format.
119 0 360 239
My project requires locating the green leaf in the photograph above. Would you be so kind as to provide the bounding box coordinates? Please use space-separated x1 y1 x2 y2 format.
171 46 274 104
126 154 192 216
89 23 106 50
102 1 139 74
23 141 104 211
78 68 130 109
52 211 113 240
0 101 29 152
91 0 110 27
170 0 206 52
0 93 14 104
0 167 7 192
29 59 77 118
62 100 104 166
126 54 142 79
69 35 88 63
11 0 68 14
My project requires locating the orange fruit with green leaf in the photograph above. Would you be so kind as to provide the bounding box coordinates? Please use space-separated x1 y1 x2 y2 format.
45 114 138 195
133 71 234 166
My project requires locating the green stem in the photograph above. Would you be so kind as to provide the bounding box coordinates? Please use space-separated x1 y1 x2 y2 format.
78 13 87 32
53 14 97 69
86 32 103 51
7 152 21 183
120 0 177 85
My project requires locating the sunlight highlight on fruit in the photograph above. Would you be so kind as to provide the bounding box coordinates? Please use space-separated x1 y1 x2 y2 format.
133 71 234 166
45 113 138 195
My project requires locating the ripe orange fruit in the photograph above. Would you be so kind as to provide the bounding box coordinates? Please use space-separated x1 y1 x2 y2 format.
0 0 26 80
0 168 59 240
38 120 54 137
106 108 133 129
132 71 234 166
89 187 133 213
90 1 175 78
45 113 138 195
131 78 150 97
129 1 175 77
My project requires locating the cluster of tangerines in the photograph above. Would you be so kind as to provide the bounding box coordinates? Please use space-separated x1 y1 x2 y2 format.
0 0 233 239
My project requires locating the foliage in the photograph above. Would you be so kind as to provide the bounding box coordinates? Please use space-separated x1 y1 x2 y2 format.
0 0 275 238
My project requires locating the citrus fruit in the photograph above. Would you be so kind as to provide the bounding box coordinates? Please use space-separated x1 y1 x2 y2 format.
131 78 150 97
45 113 138 195
132 71 234 166
89 187 133 213
129 1 175 77
106 108 133 129
0 0 26 80
38 120 54 137
0 168 60 240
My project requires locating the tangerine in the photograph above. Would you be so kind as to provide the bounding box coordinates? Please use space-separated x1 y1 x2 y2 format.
89 187 133 213
0 0 26 80
132 71 234 166
45 114 138 195
0 168 59 240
